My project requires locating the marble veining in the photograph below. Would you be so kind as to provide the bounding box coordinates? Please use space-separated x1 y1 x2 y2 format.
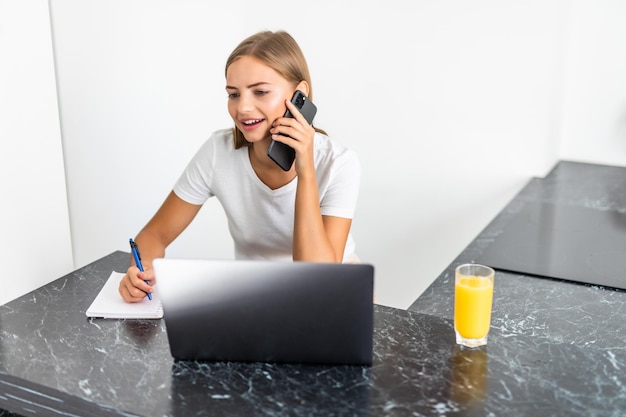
2 249 625 417
408 161 626 415
2 161 626 416
411 162 626 349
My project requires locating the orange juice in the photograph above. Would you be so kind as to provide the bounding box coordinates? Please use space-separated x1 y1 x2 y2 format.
454 275 493 340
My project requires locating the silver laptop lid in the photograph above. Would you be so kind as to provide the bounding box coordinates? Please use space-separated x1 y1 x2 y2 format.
153 258 374 365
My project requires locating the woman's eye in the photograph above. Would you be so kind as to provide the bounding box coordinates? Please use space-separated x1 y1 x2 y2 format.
255 90 269 96
227 93 239 99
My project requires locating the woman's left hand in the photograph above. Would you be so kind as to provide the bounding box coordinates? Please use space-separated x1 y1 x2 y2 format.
270 99 316 175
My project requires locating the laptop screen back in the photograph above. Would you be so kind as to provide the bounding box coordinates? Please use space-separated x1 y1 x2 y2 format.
153 258 374 365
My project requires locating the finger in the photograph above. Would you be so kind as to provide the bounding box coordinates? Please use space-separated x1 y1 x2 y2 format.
273 121 309 142
272 118 292 134
125 267 154 294
285 99 308 125
271 120 298 142
120 285 145 303
137 268 156 286
135 278 153 295
119 274 149 303
127 265 154 288
271 127 301 148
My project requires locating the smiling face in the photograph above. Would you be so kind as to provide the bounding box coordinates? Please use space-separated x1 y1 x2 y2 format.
226 56 297 145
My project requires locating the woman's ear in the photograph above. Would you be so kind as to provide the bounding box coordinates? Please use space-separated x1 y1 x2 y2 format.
296 80 310 97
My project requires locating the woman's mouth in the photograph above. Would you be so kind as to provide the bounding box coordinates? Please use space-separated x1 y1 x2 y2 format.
240 118 265 131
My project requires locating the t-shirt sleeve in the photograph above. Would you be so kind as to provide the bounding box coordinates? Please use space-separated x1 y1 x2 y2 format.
319 149 361 219
172 136 216 205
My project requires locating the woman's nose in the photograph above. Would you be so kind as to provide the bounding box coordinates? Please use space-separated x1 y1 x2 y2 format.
237 93 254 113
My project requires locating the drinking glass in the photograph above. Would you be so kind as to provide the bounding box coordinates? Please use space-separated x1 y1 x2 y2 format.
454 264 494 348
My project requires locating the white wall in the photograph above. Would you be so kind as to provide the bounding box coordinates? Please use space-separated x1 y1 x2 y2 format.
4 1 626 309
558 0 626 164
51 0 569 309
0 0 73 304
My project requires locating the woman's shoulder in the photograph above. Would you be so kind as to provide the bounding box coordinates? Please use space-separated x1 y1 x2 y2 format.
208 128 234 145
195 128 235 153
314 132 359 164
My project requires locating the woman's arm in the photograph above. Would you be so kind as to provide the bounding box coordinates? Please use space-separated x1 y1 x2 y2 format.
273 99 352 262
293 172 351 262
119 191 202 302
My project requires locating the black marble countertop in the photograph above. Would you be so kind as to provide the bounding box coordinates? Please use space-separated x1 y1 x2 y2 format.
2 160 626 416
0 251 483 417
409 160 626 415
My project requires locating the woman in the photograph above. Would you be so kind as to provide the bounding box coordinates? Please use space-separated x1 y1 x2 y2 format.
119 30 360 303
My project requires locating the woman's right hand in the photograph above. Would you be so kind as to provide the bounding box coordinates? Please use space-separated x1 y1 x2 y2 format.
118 192 202 303
119 265 155 303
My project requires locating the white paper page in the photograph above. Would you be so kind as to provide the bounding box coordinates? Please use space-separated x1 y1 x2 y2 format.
86 271 163 319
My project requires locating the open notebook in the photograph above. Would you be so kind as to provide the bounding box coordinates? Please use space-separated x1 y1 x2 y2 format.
86 271 163 319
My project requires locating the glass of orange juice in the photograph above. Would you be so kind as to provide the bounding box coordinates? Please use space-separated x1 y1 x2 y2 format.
454 263 494 348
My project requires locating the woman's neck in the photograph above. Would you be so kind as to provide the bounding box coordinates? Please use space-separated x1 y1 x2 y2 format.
248 142 296 190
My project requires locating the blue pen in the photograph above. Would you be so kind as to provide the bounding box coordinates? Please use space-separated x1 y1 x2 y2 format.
129 238 152 301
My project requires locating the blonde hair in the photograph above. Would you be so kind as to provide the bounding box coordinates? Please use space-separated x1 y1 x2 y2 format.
225 30 325 149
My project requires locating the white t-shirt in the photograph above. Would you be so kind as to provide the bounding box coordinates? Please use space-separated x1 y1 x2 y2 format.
173 128 360 262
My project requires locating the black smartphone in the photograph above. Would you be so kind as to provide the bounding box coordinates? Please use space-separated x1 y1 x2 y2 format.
266 90 317 171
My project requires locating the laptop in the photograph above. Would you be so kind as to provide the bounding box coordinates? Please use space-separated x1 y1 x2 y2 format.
152 258 374 365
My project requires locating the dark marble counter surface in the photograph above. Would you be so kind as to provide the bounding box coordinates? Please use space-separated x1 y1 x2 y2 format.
0 251 512 417
409 160 626 415
2 160 625 416
410 161 626 343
